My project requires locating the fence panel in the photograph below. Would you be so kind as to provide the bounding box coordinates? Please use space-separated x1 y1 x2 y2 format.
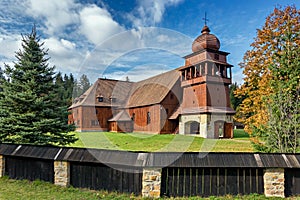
161 167 263 197
285 168 300 196
70 162 142 195
5 156 54 183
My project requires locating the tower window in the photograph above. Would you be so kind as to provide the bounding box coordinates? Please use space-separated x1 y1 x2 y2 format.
147 112 151 124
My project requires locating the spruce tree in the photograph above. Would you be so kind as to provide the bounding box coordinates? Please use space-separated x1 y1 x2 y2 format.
0 26 77 145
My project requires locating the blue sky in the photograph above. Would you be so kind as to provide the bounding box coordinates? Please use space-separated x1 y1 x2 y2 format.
0 0 299 84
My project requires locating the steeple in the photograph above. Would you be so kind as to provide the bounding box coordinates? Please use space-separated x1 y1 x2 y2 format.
191 13 220 52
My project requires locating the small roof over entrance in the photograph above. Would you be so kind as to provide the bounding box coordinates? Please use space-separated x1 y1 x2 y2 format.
108 110 132 122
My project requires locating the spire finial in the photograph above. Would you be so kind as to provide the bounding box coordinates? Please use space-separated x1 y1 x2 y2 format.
202 12 209 26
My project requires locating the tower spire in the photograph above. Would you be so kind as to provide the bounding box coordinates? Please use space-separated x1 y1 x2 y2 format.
202 12 209 26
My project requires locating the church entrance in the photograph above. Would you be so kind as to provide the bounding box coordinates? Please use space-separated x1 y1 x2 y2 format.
184 121 200 135
214 121 224 138
214 121 233 138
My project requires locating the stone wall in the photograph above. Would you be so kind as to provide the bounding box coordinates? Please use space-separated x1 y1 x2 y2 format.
0 155 4 177
264 168 285 198
142 168 162 198
54 161 70 187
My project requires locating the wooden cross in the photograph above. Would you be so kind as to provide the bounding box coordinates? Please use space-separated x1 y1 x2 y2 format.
202 12 209 26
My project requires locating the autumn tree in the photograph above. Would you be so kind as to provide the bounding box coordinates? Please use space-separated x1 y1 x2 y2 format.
0 26 77 145
235 6 300 152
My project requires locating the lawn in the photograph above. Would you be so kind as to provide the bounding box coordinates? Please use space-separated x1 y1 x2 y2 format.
68 129 254 152
0 177 296 200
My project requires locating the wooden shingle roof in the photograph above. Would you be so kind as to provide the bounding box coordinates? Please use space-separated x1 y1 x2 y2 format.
126 70 181 108
69 78 133 109
69 70 181 109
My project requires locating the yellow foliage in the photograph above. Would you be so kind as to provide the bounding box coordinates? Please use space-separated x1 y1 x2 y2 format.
235 5 300 134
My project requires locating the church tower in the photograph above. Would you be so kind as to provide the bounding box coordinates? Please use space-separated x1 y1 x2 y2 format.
177 24 235 138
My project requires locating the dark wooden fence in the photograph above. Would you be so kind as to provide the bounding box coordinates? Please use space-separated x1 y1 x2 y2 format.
0 144 300 197
161 167 263 197
5 156 54 182
70 162 142 194
285 168 300 196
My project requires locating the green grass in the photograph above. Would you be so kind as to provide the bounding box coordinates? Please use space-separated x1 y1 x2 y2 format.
0 177 298 200
68 130 253 152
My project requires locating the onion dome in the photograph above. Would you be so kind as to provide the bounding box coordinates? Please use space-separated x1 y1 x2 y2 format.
192 25 220 52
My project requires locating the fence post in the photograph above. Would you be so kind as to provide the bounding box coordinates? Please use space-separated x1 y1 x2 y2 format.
54 161 70 187
263 168 285 198
142 168 162 198
0 155 5 177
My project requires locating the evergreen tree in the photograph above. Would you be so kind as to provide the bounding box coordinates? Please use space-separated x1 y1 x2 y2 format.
73 74 91 98
78 74 91 96
0 26 77 145
64 73 75 106
229 82 244 110
0 67 5 92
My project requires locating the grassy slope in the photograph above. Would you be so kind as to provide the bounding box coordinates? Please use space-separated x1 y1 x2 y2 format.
0 177 294 200
68 129 253 152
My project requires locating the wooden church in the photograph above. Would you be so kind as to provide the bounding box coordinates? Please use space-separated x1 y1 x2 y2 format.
68 24 235 138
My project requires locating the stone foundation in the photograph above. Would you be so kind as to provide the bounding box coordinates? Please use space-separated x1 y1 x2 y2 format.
264 168 285 198
54 161 70 187
142 168 162 198
0 155 5 177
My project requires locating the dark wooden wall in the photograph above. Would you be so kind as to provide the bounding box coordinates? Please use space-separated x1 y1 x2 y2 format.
109 121 133 132
5 156 54 183
69 106 114 131
161 167 264 197
128 104 161 133
70 162 142 195
160 80 182 133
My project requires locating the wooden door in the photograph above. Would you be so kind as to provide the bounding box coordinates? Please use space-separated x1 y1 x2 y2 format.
224 123 233 138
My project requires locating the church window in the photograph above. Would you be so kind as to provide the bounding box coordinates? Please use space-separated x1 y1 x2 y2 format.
147 112 151 124
91 120 99 126
97 96 103 102
132 113 135 122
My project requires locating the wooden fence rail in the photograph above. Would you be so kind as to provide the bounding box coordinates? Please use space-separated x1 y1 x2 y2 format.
0 144 299 198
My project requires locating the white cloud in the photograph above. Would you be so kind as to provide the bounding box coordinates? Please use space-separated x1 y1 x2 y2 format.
128 0 184 27
26 0 79 35
0 34 22 60
79 4 124 45
43 37 84 74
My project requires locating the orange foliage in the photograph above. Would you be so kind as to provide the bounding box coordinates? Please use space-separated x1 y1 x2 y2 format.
235 5 300 134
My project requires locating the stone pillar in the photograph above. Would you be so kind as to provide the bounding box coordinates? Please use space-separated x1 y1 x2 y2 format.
54 161 70 187
142 168 162 198
0 155 5 177
264 168 285 198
